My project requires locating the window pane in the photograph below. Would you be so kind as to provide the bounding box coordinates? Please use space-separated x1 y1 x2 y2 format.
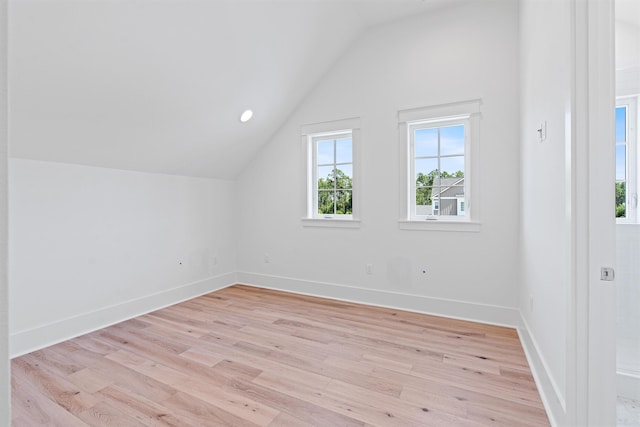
443 185 465 197
437 198 461 216
336 190 352 214
317 190 335 215
415 128 438 157
440 125 465 156
335 165 352 189
440 156 464 178
616 106 627 143
335 137 352 164
317 139 334 165
317 165 334 181
616 182 626 218
416 186 433 211
415 158 438 187
616 144 626 182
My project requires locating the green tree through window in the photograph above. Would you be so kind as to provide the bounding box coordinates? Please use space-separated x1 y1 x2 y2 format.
318 168 352 215
616 181 626 218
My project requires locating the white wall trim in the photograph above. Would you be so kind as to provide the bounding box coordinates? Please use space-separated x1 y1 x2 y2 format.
236 271 520 328
398 220 481 232
301 218 361 228
397 99 482 124
517 313 565 427
0 0 8 423
300 117 361 136
10 272 237 358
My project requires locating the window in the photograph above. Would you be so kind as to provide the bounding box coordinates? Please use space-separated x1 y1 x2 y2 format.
302 118 361 227
411 119 466 219
616 97 638 223
314 132 353 216
398 100 480 231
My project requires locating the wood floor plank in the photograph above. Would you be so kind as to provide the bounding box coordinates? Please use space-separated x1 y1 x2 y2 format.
12 284 549 426
96 384 191 427
160 391 259 427
77 401 148 427
11 376 90 427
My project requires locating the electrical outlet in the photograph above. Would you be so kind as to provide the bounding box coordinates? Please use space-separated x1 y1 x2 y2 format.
366 264 373 275
264 254 270 263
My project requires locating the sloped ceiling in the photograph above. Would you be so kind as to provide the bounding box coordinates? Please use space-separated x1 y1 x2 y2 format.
9 0 454 179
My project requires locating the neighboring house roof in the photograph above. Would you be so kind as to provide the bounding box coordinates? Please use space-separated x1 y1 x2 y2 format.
431 177 464 200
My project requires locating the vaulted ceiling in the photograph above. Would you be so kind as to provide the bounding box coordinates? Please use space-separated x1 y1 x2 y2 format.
9 0 455 179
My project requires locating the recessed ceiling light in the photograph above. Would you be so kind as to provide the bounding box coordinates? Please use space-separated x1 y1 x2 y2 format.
240 109 253 123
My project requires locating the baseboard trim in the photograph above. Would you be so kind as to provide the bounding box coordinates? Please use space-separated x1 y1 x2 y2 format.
10 272 237 358
517 313 565 427
617 370 640 400
236 271 520 328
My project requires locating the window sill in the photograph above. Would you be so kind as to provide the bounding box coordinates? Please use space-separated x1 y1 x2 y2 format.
398 220 481 232
302 218 361 229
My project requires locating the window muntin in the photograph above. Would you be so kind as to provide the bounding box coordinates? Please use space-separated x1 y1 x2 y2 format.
616 97 638 223
410 118 469 220
312 131 353 218
302 117 360 226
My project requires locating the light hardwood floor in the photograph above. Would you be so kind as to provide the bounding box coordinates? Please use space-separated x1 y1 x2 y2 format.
11 285 550 426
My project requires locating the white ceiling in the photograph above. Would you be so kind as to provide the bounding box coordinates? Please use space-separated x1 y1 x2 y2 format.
9 0 454 179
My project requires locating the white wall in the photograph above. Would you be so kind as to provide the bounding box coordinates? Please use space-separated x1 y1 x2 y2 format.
0 0 9 423
520 0 573 422
9 158 237 356
235 1 520 320
616 225 640 378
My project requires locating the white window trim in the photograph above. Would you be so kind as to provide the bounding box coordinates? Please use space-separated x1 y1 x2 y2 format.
397 219 481 232
408 117 469 221
397 99 481 231
616 96 638 224
301 117 361 228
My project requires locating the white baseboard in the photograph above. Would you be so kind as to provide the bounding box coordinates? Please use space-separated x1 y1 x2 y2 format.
10 272 237 358
617 370 640 400
517 314 564 427
236 271 521 328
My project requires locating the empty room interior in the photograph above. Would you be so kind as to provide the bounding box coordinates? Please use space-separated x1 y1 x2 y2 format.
0 0 637 426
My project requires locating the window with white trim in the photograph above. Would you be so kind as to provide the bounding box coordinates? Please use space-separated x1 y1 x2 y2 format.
616 96 638 223
411 118 467 219
313 131 353 217
302 118 360 226
398 100 480 230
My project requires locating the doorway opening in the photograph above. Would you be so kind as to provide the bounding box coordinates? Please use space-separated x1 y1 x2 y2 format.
615 0 640 424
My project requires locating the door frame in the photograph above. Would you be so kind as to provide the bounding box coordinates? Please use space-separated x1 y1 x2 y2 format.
572 0 617 425
0 0 9 424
